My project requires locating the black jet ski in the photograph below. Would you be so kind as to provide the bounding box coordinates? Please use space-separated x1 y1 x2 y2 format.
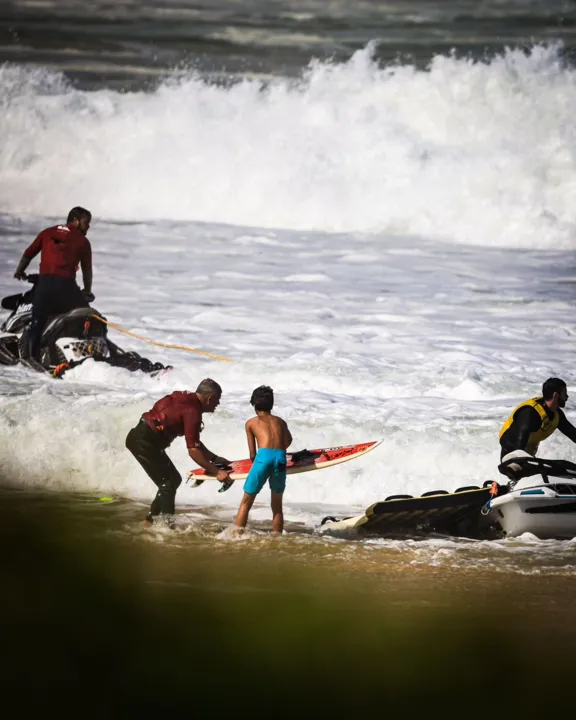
319 481 506 539
0 275 171 377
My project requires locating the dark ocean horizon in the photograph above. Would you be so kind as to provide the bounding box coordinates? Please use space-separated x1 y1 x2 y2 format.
1 0 576 90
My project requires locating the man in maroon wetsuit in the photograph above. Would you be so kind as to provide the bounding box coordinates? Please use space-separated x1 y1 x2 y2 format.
126 378 232 526
13 206 94 361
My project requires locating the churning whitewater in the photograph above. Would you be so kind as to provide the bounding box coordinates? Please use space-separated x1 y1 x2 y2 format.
2 44 576 248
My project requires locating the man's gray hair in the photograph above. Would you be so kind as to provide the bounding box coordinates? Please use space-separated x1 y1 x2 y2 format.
196 378 222 396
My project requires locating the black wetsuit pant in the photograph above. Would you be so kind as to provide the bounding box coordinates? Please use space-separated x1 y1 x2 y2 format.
125 419 182 518
29 275 89 359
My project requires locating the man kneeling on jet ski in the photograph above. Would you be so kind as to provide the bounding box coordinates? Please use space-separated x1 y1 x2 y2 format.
6 207 171 377
499 377 576 478
13 206 94 364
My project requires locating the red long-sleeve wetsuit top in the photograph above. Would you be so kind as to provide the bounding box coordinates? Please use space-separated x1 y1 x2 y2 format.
142 391 203 449
24 223 92 279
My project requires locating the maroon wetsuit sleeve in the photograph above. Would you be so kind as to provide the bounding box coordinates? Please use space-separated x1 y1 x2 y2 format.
23 232 44 259
183 409 202 449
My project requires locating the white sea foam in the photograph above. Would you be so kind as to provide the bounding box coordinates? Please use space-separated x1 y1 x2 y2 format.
1 44 576 248
0 220 574 520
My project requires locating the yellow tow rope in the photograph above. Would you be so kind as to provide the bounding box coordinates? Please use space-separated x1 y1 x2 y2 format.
90 314 233 363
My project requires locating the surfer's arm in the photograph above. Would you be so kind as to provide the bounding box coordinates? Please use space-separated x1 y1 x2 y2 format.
558 410 576 444
15 234 42 279
80 240 92 294
197 441 230 467
14 253 32 280
284 421 293 449
184 413 228 478
246 421 257 461
188 446 229 481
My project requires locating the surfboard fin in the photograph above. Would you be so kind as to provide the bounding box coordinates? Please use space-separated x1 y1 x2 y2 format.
186 470 205 488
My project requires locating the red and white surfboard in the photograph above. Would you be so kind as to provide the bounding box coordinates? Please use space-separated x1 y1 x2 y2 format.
188 440 382 483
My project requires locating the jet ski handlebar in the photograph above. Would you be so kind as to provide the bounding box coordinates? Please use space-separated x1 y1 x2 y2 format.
20 273 39 284
499 455 576 482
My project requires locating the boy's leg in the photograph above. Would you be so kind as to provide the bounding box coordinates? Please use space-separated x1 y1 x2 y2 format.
270 492 284 534
235 454 269 528
270 457 286 533
234 492 256 529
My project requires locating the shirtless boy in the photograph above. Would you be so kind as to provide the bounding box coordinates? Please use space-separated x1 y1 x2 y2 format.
234 386 293 533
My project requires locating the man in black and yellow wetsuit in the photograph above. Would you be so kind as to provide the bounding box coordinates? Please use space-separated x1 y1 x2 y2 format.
499 377 576 460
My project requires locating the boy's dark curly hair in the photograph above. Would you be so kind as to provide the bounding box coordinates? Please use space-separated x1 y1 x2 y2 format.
250 385 274 412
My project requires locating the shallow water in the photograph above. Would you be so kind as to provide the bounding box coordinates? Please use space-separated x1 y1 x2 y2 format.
8 487 576 587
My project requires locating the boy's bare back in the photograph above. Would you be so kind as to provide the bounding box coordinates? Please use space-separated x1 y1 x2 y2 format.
246 413 292 457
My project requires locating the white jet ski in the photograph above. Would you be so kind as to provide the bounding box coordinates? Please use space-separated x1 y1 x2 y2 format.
487 453 576 539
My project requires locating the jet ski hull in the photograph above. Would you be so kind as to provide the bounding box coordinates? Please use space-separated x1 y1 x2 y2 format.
320 484 500 538
488 483 576 539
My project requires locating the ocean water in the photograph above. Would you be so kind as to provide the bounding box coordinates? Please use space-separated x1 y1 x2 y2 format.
1 1 575 576
3 0 576 89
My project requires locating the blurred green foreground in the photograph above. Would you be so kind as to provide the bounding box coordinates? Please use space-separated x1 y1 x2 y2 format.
2 485 575 712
